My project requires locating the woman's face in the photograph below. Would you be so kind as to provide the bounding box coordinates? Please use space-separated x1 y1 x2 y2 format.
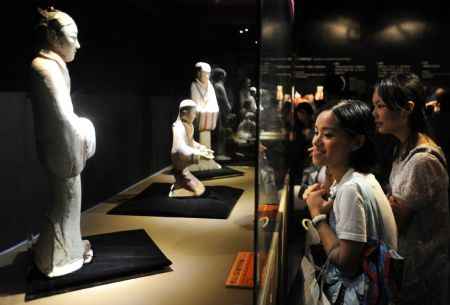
311 110 355 169
296 110 310 124
53 22 80 62
371 90 405 136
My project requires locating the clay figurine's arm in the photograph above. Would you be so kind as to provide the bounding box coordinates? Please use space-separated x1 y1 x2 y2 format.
31 57 95 178
206 81 219 112
192 138 204 150
214 83 231 115
171 122 200 167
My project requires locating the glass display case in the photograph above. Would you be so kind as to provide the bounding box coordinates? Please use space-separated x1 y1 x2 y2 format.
1 2 260 304
256 0 295 305
0 1 259 254
2 1 449 304
255 1 450 304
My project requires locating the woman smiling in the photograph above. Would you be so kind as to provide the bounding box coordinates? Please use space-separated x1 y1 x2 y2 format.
304 100 397 304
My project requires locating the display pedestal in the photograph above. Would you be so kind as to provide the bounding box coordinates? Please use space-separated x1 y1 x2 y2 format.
107 183 243 219
192 166 244 180
25 230 172 301
1 166 253 305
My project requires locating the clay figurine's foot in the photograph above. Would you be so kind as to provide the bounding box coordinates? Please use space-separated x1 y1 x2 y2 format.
83 240 94 264
169 183 205 197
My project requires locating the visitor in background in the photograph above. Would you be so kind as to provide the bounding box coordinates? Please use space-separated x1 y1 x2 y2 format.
372 73 449 305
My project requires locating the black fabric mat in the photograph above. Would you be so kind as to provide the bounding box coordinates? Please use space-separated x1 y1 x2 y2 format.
25 229 172 301
191 166 244 180
107 183 244 219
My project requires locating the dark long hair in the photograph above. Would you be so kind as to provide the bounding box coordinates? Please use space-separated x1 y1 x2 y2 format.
294 102 314 130
374 73 429 160
321 99 377 173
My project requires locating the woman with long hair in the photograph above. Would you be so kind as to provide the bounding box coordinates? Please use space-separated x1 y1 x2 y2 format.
372 73 449 304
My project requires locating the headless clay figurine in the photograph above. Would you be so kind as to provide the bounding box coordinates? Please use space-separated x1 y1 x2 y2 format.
30 7 96 277
188 62 221 171
170 100 214 197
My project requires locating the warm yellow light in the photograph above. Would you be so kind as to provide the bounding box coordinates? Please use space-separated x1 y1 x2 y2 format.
376 21 426 43
277 85 284 101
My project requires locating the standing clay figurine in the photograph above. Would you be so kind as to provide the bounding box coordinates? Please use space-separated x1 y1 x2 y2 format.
30 7 96 277
189 62 221 171
170 100 214 197
212 67 233 161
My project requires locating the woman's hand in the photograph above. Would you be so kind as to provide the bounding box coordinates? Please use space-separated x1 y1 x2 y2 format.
303 183 334 217
387 194 414 233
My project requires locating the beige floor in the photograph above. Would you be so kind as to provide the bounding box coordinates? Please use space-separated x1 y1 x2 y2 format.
0 166 254 305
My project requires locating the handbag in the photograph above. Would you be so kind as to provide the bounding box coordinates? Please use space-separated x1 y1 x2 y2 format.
301 178 404 305
301 218 331 305
301 255 332 305
302 218 327 267
353 178 404 305
362 238 404 305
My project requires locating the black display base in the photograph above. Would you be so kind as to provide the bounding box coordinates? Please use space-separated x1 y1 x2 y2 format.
107 183 244 219
191 166 244 180
25 229 172 301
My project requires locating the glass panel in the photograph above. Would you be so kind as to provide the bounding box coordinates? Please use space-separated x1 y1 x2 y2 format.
256 0 294 304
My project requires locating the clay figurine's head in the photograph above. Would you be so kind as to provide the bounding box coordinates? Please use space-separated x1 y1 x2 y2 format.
34 7 80 62
244 78 251 89
211 68 226 83
179 99 197 123
195 62 211 84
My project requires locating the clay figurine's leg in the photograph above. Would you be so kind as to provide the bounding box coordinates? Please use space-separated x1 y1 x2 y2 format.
199 130 212 150
33 175 92 277
215 118 231 161
170 170 205 197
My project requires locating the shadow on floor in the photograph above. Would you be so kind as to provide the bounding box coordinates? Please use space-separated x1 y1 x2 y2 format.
0 251 30 296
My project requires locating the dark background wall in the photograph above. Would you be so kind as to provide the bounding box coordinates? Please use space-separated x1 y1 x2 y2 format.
292 0 450 98
4 0 448 254
0 0 258 252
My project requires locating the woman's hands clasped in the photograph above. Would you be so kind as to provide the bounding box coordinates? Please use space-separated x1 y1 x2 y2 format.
303 183 334 217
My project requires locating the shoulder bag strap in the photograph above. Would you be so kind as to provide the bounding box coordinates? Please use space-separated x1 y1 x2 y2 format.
352 178 385 241
404 147 448 173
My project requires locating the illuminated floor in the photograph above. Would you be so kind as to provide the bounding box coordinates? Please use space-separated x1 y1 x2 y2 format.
0 166 254 305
